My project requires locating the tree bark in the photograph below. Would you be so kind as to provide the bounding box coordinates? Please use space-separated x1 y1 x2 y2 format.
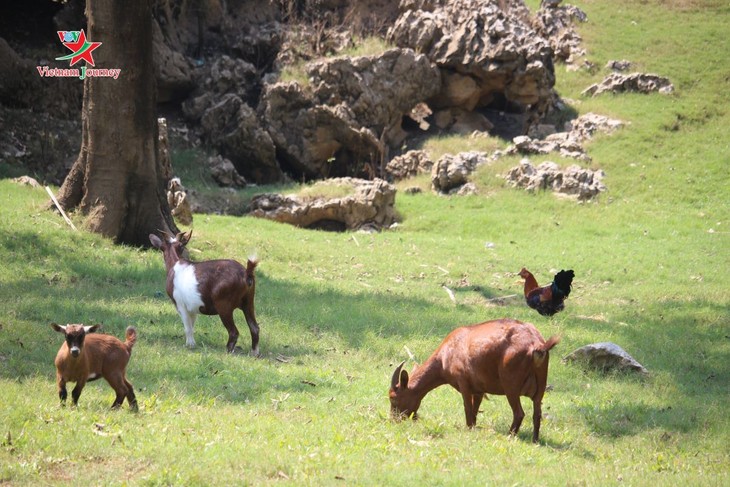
56 0 177 246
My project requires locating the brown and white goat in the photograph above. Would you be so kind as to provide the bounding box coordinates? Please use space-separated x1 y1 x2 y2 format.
149 231 261 355
51 323 138 410
389 318 559 443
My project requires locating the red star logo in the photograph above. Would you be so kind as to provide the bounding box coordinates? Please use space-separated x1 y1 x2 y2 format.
56 30 102 67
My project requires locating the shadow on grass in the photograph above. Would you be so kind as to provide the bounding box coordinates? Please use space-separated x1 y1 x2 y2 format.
4 229 727 436
0 257 502 406
566 298 730 437
451 284 522 306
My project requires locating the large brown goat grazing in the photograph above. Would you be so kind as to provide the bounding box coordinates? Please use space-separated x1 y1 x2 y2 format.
389 318 559 442
51 324 138 410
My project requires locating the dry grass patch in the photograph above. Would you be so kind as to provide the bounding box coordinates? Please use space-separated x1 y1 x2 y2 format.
293 180 355 202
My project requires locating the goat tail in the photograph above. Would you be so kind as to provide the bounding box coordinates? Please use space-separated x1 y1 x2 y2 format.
125 326 138 352
245 257 258 286
533 335 560 368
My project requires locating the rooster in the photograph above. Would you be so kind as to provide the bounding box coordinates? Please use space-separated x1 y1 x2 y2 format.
519 268 575 316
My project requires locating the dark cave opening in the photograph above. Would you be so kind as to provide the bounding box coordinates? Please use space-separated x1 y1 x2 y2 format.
481 92 529 140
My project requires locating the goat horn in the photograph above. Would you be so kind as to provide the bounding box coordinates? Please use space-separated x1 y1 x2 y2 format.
391 361 406 390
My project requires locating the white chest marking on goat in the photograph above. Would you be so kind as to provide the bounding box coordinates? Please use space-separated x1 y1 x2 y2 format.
88 372 97 380
172 262 204 313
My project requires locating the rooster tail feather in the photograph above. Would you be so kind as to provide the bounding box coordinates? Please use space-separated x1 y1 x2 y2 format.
552 269 574 297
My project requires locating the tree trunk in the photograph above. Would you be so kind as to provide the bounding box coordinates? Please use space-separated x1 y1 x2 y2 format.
56 0 178 246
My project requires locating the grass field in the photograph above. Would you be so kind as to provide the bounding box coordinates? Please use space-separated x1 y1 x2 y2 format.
1 0 729 485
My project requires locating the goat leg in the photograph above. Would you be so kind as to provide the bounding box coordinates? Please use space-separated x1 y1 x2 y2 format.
506 394 525 436
472 393 484 417
532 398 542 443
111 393 125 409
71 382 85 406
126 381 138 411
242 296 260 356
57 377 68 405
218 308 240 353
460 388 478 428
177 306 197 348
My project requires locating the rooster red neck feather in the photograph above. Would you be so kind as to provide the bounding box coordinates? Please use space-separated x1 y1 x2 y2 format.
520 268 539 297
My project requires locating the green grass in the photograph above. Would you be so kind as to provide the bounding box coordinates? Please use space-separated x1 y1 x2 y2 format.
293 180 355 201
279 36 392 86
418 133 507 161
2 1 730 485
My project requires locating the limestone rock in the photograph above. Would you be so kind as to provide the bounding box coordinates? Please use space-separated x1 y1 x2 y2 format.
386 150 433 181
181 55 280 183
582 72 674 97
11 175 41 188
0 38 81 114
262 82 381 180
506 112 624 161
308 48 441 147
200 93 281 183
431 151 490 194
167 177 193 226
505 159 606 201
533 3 588 66
208 155 247 187
388 0 556 125
249 178 397 231
606 60 632 72
263 48 440 179
152 19 195 103
453 182 478 195
564 342 648 374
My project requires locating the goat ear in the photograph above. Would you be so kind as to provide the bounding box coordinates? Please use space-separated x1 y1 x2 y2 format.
149 234 163 249
84 324 101 334
50 323 65 333
179 230 192 245
399 369 409 389
391 361 405 390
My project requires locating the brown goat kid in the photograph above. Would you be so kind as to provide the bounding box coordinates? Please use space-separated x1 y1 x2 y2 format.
149 231 261 355
389 319 559 442
51 324 138 410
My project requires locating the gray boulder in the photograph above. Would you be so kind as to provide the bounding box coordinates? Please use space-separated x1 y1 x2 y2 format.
262 82 381 179
208 155 247 188
431 151 490 194
564 342 648 374
249 177 397 231
388 0 556 126
386 150 433 181
582 72 674 97
308 48 441 147
606 60 632 72
152 19 195 103
533 3 588 67
200 94 281 183
505 159 606 201
506 112 624 161
263 48 439 179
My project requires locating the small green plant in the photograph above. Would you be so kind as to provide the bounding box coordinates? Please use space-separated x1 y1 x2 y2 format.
340 36 392 58
278 62 310 86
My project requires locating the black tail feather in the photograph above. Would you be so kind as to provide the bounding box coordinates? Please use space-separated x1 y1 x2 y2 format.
552 269 574 297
